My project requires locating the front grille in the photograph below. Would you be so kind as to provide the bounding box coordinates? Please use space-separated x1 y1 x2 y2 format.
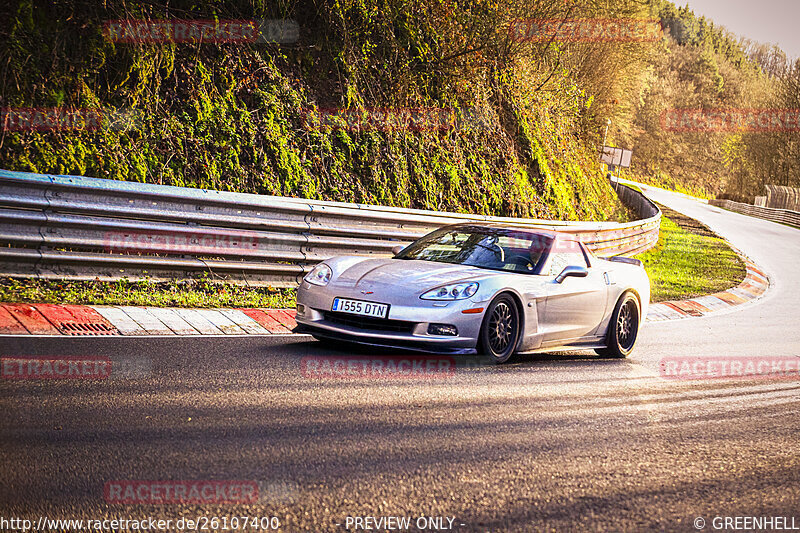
322 311 416 333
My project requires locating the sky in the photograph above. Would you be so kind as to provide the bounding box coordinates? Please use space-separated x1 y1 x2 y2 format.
684 0 800 59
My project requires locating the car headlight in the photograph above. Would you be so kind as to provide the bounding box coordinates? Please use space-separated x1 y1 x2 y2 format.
420 282 479 300
304 263 332 286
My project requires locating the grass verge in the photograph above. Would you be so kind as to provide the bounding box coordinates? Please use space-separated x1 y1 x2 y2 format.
639 204 746 302
0 277 296 309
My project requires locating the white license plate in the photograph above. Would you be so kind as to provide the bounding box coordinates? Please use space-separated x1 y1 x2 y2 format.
331 298 389 319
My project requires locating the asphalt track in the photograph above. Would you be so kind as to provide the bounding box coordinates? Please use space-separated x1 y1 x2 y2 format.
1 185 799 532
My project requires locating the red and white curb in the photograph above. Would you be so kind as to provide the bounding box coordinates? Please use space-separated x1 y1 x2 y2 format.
0 305 296 336
646 256 769 322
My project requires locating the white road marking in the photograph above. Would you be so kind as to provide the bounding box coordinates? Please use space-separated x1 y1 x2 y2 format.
90 306 148 336
218 309 270 334
690 295 730 312
196 309 246 335
145 307 201 335
117 306 174 335
173 308 225 335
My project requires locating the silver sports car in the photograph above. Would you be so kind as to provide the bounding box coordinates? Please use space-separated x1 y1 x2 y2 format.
294 223 650 363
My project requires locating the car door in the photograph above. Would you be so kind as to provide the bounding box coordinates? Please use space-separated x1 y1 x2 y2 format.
540 243 608 343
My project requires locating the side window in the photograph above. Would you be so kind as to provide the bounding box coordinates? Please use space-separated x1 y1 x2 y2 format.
547 251 589 276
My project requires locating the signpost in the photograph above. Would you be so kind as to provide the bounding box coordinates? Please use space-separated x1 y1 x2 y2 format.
600 146 633 190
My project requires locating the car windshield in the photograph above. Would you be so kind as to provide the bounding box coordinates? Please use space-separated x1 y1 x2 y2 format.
395 226 553 274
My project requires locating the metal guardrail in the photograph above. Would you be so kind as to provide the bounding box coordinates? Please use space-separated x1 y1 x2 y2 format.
764 184 800 211
0 169 661 287
709 199 800 229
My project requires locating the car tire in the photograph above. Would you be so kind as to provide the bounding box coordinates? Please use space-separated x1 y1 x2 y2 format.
596 291 640 359
479 294 521 364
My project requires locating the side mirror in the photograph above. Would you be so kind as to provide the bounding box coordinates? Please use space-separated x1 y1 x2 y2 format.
555 265 589 284
391 245 405 256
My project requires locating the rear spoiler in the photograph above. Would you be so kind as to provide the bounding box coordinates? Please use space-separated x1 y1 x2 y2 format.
604 256 643 267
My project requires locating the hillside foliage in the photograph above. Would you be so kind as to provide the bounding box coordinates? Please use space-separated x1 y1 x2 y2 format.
0 0 650 221
1 0 794 210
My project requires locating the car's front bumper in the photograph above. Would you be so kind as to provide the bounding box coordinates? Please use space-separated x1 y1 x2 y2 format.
293 322 478 354
294 281 485 354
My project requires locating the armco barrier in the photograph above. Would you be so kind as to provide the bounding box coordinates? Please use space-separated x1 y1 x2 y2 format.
0 170 660 287
764 184 800 211
709 198 800 229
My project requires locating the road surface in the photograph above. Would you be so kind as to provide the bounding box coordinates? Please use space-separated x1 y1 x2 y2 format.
1 185 799 532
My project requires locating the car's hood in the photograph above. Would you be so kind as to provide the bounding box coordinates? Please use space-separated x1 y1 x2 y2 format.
330 257 490 291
